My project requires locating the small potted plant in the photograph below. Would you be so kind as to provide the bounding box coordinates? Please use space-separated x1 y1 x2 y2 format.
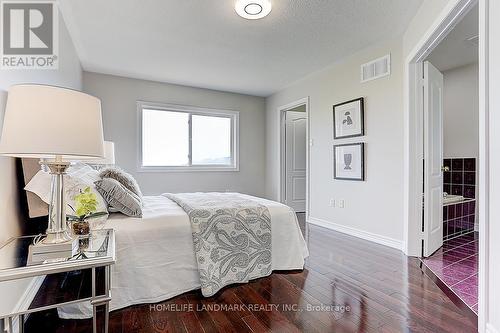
67 187 107 238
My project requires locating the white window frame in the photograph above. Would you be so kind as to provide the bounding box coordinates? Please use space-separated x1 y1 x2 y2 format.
137 101 239 172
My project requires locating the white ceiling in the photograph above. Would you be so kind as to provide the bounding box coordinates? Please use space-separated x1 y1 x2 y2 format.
427 4 478 72
58 0 422 97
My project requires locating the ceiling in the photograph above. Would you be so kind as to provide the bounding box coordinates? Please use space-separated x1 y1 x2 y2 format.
427 4 478 72
58 0 422 97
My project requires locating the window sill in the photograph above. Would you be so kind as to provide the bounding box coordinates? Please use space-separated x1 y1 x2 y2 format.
137 165 239 173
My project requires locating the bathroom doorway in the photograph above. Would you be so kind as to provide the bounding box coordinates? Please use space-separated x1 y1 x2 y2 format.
420 3 479 316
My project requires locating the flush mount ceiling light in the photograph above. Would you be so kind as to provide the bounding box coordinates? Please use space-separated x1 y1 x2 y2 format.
235 0 272 20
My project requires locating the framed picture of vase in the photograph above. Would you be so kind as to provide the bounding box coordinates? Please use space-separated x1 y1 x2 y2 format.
333 97 364 139
334 143 364 181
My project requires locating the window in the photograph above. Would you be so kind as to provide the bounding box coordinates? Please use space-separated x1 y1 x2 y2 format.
138 102 239 171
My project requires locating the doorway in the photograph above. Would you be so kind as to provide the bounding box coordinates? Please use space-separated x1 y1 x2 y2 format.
284 107 307 212
278 98 310 216
419 3 479 317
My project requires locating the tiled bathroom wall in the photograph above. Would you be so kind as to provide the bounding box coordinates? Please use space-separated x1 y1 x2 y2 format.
443 200 476 240
443 158 476 198
442 158 476 240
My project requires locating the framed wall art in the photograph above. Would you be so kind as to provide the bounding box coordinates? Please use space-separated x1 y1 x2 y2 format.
333 97 364 139
334 143 365 181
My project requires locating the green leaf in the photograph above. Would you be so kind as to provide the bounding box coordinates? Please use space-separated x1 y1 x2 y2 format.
86 211 108 220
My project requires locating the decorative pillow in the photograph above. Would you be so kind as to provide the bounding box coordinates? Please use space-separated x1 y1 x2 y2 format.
21 158 48 218
99 167 143 202
24 163 108 219
94 178 143 217
67 162 101 184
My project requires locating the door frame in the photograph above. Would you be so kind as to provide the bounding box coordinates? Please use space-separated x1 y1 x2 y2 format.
404 0 489 331
278 97 310 219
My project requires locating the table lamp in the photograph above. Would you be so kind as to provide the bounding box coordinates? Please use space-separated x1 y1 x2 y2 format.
0 84 104 244
86 141 115 168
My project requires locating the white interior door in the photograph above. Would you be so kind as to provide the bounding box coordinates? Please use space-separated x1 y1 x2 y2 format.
423 61 444 257
285 111 307 212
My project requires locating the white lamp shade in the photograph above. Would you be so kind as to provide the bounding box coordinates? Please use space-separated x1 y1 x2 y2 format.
0 84 104 160
86 141 115 165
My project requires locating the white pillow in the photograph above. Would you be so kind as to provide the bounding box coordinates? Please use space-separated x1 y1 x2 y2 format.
25 163 108 219
67 162 101 184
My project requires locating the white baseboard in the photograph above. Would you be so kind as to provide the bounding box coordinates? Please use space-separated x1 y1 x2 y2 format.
487 323 500 333
8 276 45 333
307 217 404 251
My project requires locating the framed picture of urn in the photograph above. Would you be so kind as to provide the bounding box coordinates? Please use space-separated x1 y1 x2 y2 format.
334 143 365 181
333 97 364 139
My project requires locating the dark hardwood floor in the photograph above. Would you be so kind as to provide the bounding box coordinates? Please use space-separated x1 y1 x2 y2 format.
25 213 477 332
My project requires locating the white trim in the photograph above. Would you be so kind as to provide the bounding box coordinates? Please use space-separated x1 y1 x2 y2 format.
138 165 239 173
277 97 311 220
404 1 489 332
486 323 499 333
478 1 490 331
307 217 403 251
403 0 477 256
8 276 45 333
136 101 240 172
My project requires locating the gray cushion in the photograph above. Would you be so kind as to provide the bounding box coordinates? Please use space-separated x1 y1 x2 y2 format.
95 178 143 217
99 167 143 202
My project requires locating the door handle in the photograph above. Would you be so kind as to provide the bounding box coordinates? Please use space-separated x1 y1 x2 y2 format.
441 166 450 172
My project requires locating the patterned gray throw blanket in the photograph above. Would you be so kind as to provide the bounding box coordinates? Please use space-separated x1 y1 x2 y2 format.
165 193 272 297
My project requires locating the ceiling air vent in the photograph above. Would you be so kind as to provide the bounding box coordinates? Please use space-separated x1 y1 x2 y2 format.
361 54 391 83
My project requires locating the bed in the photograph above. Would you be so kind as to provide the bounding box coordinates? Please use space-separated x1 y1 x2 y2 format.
57 193 309 319
20 159 308 319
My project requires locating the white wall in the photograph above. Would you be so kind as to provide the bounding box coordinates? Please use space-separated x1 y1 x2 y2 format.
403 0 461 58
82 72 266 196
485 0 500 331
266 38 405 246
443 63 479 158
0 13 82 319
265 0 475 251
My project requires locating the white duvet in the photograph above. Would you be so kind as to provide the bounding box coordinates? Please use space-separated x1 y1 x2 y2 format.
58 193 309 319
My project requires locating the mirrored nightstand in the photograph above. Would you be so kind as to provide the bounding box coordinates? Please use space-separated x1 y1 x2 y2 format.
0 229 115 333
